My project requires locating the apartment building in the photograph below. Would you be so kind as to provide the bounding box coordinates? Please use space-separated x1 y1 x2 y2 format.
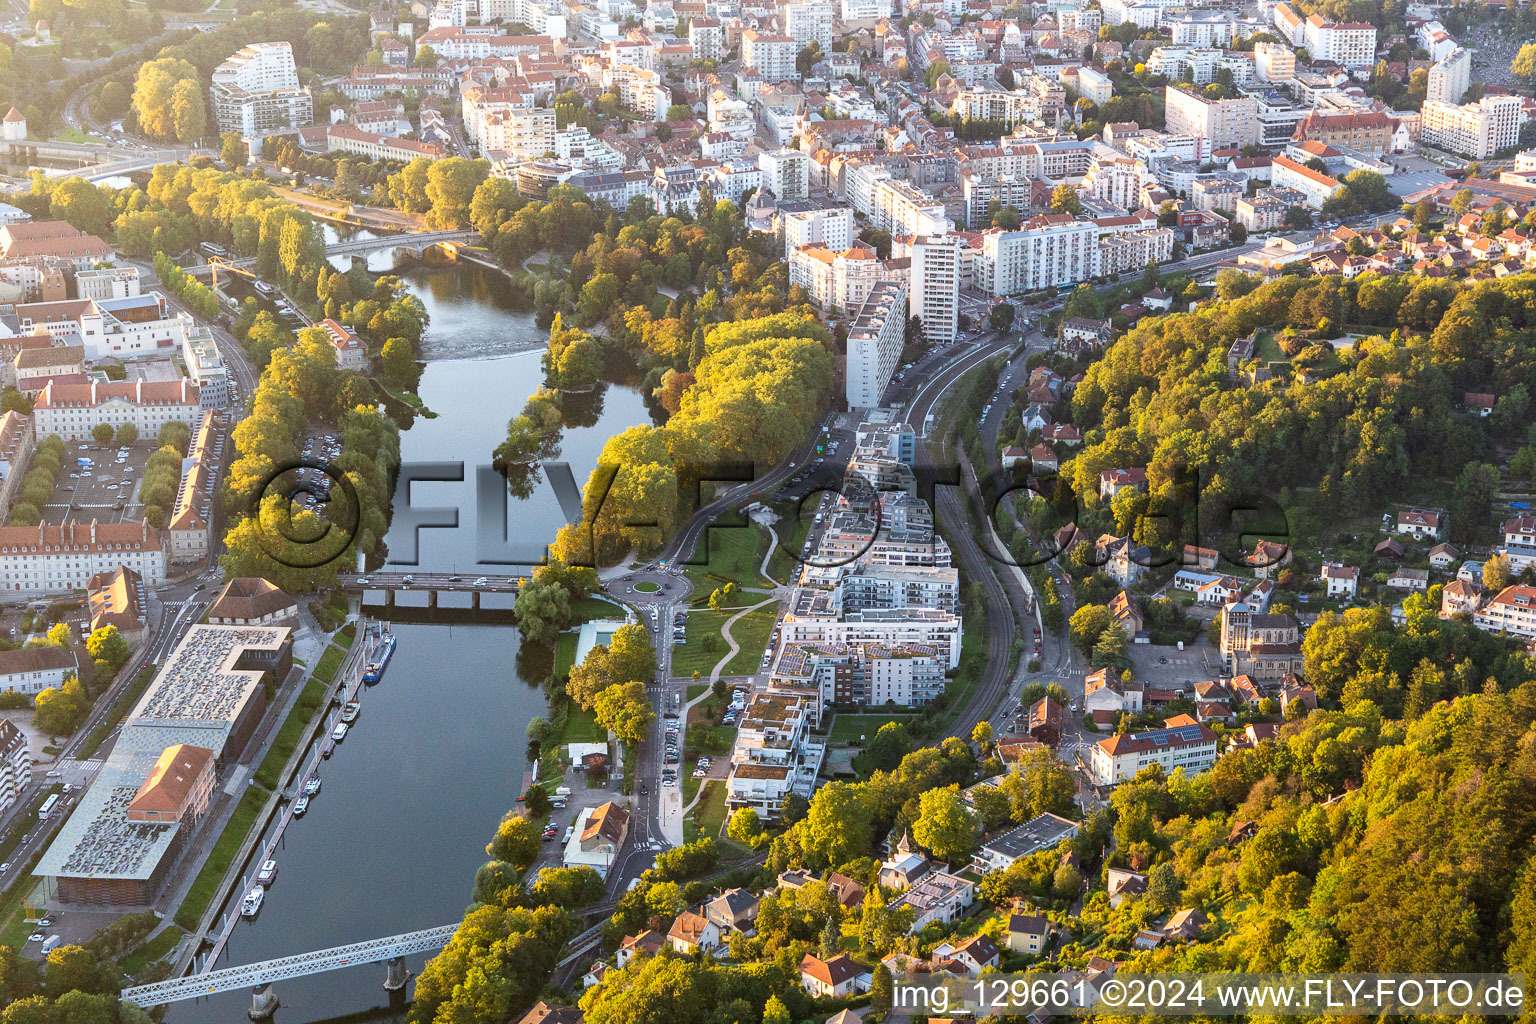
14 294 190 361
772 640 946 706
689 18 724 61
1270 155 1342 208
0 719 27 814
1427 48 1471 105
0 411 32 525
977 216 1099 295
1302 16 1376 69
780 595 963 668
0 646 76 696
909 234 962 345
1254 41 1295 83
1090 720 1218 785
1473 585 1536 638
741 30 797 81
725 692 825 819
326 126 446 162
782 207 854 257
785 2 835 50
1290 110 1395 157
0 520 167 593
871 179 950 237
759 148 810 201
211 42 312 137
1164 85 1258 152
846 279 907 408
1421 95 1523 159
167 410 219 563
815 493 952 569
476 105 556 160
1098 227 1174 275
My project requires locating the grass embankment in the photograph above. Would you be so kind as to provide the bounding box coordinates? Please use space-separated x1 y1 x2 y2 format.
252 679 327 791
312 644 345 684
119 925 184 974
173 787 266 930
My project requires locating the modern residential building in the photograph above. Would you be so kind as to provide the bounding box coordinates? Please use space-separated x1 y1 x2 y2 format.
970 812 1080 873
1421 95 1523 159
211 42 313 137
1253 41 1295 82
1473 585 1536 638
741 30 797 81
909 234 962 345
0 719 28 814
1427 48 1471 105
1270 155 1342 208
1302 15 1376 68
1090 720 1218 784
978 216 1100 295
724 691 826 819
1163 85 1258 152
782 207 854 257
846 279 907 408
758 148 810 201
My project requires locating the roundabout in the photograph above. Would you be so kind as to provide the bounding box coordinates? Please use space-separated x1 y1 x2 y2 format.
633 581 661 593
610 567 693 605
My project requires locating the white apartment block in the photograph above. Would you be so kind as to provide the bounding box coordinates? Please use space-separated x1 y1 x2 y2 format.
961 174 1033 228
1302 16 1377 69
951 88 1046 126
0 647 75 696
1254 41 1296 83
977 215 1099 295
1163 85 1258 152
785 2 835 50
0 520 167 594
789 243 901 314
1422 95 1522 159
846 279 906 408
1090 721 1217 785
689 18 724 62
1076 67 1113 106
211 42 312 137
1473 585 1536 638
1169 11 1239 46
742 30 797 81
725 691 825 819
909 235 961 345
14 294 191 362
1098 227 1174 275
1270 155 1342 208
840 0 889 18
783 207 854 257
0 720 27 814
759 148 810 200
871 179 951 237
479 106 556 160
1083 152 1143 211
779 605 963 669
1425 48 1469 106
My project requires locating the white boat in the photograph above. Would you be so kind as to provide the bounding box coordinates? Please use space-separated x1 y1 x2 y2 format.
303 776 321 797
340 701 360 723
292 795 309 817
331 722 348 742
256 860 278 886
241 886 265 917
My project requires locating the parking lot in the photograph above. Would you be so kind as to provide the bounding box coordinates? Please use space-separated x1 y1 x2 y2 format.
41 441 162 526
1126 641 1220 690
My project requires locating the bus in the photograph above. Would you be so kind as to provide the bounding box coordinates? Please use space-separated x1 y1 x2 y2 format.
38 794 59 820
200 242 226 258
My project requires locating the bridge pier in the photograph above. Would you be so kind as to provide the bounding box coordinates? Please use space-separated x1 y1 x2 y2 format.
383 956 412 991
248 983 280 1020
428 590 438 608
386 588 396 607
472 591 480 610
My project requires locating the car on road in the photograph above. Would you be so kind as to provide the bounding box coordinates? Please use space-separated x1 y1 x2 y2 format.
474 577 489 586
639 782 647 795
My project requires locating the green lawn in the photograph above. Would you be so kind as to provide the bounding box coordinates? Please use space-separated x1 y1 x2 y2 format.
0 891 34 950
174 787 268 930
691 780 727 838
253 679 327 791
671 604 776 677
571 595 625 621
671 610 735 677
685 523 770 592
119 926 184 975
1254 328 1285 363
312 644 345 684
827 713 920 745
334 624 357 650
554 633 578 678
721 608 775 675
633 580 660 593
560 702 606 744
683 771 703 805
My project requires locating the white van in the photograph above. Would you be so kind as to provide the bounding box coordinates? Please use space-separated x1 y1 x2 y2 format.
41 935 61 954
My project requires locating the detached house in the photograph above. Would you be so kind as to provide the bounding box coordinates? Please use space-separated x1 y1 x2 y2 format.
667 909 722 955
1319 562 1359 597
1098 467 1148 501
1007 913 1053 955
800 953 865 999
1247 539 1291 578
890 870 974 931
932 934 1002 975
1397 509 1444 541
704 888 760 933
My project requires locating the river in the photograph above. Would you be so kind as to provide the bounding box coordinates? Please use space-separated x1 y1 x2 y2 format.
163 244 653 1023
